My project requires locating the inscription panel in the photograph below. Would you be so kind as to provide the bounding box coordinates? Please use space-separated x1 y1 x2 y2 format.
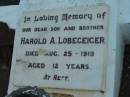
13 5 109 90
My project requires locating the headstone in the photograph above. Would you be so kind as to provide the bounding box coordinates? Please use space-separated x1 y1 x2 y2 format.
13 5 109 90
